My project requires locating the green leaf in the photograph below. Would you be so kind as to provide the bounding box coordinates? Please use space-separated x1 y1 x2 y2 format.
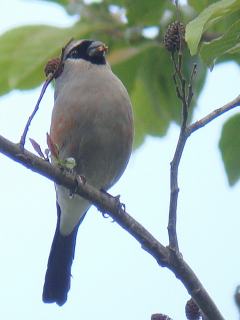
185 0 240 55
132 77 169 147
219 113 240 186
110 44 153 93
105 0 167 25
139 47 180 125
188 0 217 13
200 19 240 66
0 23 97 95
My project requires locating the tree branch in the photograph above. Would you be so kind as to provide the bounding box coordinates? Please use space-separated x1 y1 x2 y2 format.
168 52 195 252
168 129 188 251
0 133 225 319
162 12 239 316
188 94 240 135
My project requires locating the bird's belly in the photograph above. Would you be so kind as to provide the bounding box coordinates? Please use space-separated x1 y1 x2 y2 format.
51 74 133 235
56 184 90 236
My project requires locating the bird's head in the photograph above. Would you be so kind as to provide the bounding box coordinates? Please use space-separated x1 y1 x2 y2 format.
64 39 108 65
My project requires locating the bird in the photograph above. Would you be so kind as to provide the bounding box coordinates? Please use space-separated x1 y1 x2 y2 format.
42 39 134 306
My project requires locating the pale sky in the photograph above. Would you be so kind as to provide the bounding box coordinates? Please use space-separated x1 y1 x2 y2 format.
0 1 240 320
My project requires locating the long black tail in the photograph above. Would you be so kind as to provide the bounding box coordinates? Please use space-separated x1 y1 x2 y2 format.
42 203 83 306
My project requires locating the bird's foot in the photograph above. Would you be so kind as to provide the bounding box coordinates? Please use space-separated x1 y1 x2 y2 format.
100 188 112 218
69 174 86 199
76 174 87 185
113 194 126 213
100 189 126 218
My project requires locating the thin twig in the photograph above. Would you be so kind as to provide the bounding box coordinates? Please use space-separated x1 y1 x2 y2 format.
187 63 197 107
189 63 198 85
168 48 192 251
171 52 184 88
168 52 183 251
175 0 180 22
168 130 188 252
167 24 200 253
188 94 240 135
19 74 54 150
171 52 188 129
19 38 71 150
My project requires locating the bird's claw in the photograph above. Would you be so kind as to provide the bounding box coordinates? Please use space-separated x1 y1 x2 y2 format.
114 195 126 213
69 174 86 198
76 174 87 185
102 212 110 219
99 190 126 219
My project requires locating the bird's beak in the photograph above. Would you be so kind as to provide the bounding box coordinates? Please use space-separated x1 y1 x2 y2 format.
87 41 108 57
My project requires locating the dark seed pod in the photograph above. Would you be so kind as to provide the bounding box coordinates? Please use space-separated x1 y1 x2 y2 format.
164 21 185 52
185 298 201 320
44 58 63 78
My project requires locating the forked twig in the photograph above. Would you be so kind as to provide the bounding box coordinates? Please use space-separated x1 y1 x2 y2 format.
168 52 197 252
166 2 198 253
